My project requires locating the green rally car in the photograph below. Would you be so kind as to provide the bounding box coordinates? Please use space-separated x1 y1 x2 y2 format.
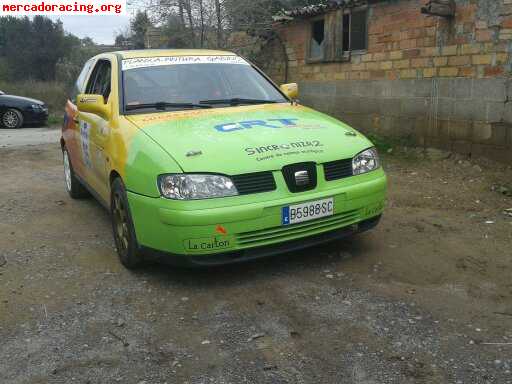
62 49 387 268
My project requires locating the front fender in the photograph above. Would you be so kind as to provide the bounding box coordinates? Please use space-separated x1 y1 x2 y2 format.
123 129 182 197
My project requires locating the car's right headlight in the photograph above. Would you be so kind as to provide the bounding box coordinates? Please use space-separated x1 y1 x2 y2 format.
352 147 380 175
158 174 238 200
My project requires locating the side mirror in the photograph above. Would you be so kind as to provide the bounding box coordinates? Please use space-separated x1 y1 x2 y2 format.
77 94 110 120
280 83 299 100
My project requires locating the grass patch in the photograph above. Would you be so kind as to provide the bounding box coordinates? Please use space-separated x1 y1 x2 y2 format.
366 133 395 153
366 133 417 154
47 114 64 126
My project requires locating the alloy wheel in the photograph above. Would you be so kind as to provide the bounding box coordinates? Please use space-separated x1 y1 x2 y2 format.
63 151 72 192
112 192 130 255
2 111 19 128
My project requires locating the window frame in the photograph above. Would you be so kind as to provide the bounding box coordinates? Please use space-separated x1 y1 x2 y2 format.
345 7 368 55
306 5 368 64
85 58 112 103
306 15 327 64
71 59 94 103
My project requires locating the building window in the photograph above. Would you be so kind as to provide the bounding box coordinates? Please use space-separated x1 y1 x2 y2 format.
310 19 325 59
307 8 367 63
347 10 367 51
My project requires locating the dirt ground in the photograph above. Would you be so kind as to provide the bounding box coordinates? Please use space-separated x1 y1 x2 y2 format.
1 127 511 384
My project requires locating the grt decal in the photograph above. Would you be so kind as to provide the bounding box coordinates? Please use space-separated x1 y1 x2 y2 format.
215 118 298 132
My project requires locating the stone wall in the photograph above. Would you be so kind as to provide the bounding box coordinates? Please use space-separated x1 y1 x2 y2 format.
261 0 512 162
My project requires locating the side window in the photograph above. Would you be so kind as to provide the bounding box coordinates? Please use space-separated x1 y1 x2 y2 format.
71 59 94 102
85 60 112 103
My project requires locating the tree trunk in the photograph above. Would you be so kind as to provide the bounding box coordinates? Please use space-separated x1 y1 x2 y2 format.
185 0 195 47
178 0 185 28
215 0 222 48
199 0 205 48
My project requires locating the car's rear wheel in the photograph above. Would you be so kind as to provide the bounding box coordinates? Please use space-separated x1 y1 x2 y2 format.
63 147 89 198
111 178 143 269
2 109 23 128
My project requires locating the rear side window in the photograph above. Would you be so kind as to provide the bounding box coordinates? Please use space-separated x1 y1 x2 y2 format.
71 59 94 103
86 60 112 102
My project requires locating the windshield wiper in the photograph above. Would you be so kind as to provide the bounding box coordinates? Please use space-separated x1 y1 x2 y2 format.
199 98 279 106
126 102 212 111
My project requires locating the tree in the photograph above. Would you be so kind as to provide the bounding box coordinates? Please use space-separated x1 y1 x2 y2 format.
0 16 101 82
130 11 153 48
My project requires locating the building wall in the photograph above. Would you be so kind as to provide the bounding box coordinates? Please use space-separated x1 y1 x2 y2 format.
263 0 512 162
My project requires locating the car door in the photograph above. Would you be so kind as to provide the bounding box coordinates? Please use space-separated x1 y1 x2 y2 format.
64 59 94 180
78 59 112 202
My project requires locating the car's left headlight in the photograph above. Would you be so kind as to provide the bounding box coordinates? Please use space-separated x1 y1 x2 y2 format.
352 147 380 175
30 104 44 111
158 174 238 200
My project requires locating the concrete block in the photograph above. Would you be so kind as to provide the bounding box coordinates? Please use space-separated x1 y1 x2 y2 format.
437 98 454 120
313 81 338 96
401 97 429 117
389 80 416 98
486 102 505 123
454 100 487 121
358 97 381 115
473 122 508 145
335 81 354 97
452 78 472 100
449 120 473 141
472 78 507 102
437 79 453 98
332 96 360 114
413 79 433 98
472 122 493 142
378 98 402 116
503 102 512 124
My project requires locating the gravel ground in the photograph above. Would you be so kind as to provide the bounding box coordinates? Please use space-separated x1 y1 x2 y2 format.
1 128 511 384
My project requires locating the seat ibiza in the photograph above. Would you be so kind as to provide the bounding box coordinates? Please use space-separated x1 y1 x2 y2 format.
61 49 387 268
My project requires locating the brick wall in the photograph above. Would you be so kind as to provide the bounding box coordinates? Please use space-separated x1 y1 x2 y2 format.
261 0 512 162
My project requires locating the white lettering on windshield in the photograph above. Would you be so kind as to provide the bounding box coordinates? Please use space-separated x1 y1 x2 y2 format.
122 56 249 71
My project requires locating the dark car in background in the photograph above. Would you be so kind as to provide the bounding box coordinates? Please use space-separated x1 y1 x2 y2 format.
0 90 48 128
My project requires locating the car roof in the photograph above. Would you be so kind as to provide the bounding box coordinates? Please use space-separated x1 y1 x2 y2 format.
109 49 237 59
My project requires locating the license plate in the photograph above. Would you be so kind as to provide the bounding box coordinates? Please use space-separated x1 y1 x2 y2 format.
282 197 334 225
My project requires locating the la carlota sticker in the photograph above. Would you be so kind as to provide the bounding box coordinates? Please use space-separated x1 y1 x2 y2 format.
184 236 233 253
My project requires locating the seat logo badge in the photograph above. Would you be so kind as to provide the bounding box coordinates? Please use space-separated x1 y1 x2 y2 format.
294 170 309 186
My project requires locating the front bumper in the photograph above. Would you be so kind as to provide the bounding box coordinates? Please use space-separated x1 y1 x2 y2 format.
127 169 387 263
23 108 49 124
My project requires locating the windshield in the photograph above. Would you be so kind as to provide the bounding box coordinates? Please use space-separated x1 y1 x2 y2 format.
121 56 287 112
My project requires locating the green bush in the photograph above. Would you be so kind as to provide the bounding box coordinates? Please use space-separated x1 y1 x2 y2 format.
0 80 69 119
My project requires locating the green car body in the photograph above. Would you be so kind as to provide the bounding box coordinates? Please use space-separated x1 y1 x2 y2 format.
63 50 386 267
125 103 386 266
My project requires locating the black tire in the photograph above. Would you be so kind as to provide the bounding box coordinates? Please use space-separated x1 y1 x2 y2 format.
63 147 89 199
111 178 144 269
1 108 23 128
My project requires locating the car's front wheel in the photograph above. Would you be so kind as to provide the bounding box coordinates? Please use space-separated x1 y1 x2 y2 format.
63 148 89 199
1 109 23 128
111 178 144 269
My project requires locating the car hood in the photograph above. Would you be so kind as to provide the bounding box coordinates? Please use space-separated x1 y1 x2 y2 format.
1 94 45 105
126 103 374 174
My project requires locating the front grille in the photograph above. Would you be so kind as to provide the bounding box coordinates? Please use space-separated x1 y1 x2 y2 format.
237 209 360 247
323 158 353 181
231 171 276 195
282 162 317 192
